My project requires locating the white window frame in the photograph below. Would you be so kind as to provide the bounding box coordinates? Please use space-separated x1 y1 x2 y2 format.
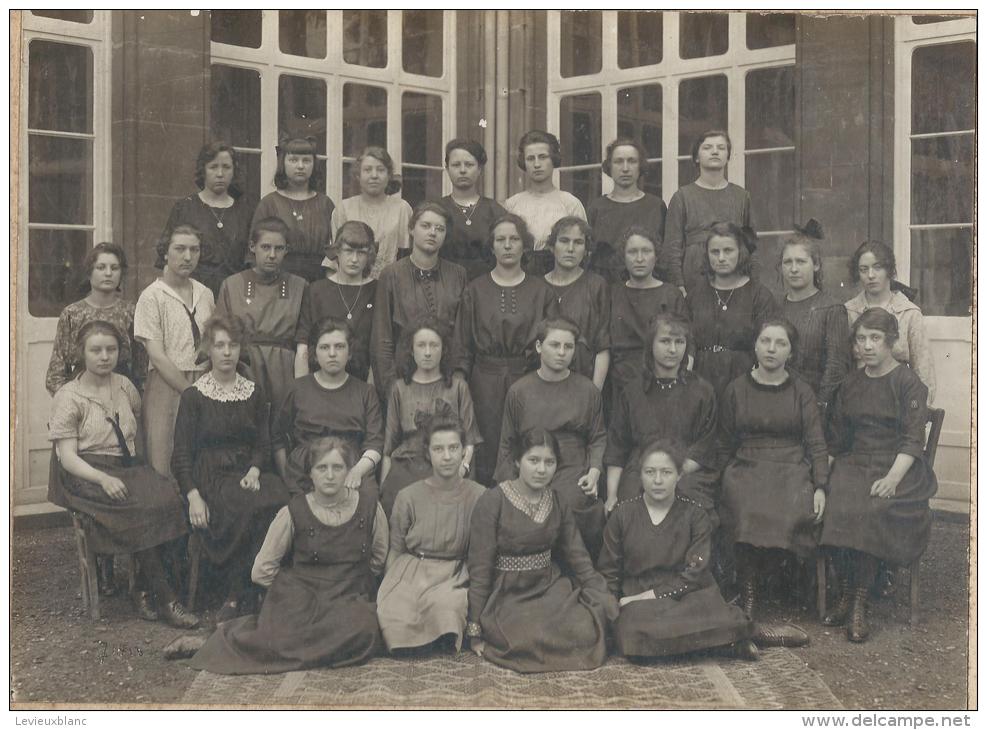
892 15 975 335
209 10 456 203
546 11 795 238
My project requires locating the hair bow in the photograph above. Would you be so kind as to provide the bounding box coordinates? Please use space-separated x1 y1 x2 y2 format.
793 218 825 240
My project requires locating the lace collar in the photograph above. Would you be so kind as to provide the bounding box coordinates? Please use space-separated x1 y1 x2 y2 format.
501 481 554 524
193 371 255 402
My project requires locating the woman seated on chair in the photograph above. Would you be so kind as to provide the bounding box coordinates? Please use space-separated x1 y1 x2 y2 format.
820 308 937 643
171 314 290 622
47 320 198 629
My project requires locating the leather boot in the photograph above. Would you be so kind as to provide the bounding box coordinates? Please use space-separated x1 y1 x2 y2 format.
822 577 852 626
131 590 159 622
159 600 201 630
97 556 117 597
740 577 756 619
847 587 870 642
730 639 760 661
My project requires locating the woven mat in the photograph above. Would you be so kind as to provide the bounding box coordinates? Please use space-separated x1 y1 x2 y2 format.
179 648 842 709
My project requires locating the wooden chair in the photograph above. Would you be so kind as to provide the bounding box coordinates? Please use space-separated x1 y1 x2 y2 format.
816 407 945 626
70 512 139 622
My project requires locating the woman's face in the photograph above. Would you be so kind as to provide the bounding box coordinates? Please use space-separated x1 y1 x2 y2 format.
250 230 288 276
411 211 448 256
523 142 554 183
83 333 119 377
492 222 523 268
428 430 464 480
854 326 895 369
707 235 741 278
89 253 122 294
640 451 680 505
310 448 350 500
315 330 350 375
754 325 793 372
164 233 201 278
857 252 892 296
412 328 442 375
623 234 657 280
651 323 688 378
781 243 818 293
203 151 234 196
536 327 576 373
696 135 729 170
358 155 389 197
516 444 557 492
283 152 314 187
446 148 481 192
610 144 642 190
208 328 241 376
553 224 587 271
335 240 370 279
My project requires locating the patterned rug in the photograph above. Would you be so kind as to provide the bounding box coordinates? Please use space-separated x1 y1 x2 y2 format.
179 648 842 709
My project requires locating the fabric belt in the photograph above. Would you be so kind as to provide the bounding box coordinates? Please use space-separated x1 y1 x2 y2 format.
495 549 552 572
698 345 747 353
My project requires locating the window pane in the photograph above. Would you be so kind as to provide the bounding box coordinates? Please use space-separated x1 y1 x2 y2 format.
560 93 602 167
403 10 443 77
678 74 727 156
28 229 91 318
746 13 796 49
617 84 662 159
278 75 327 155
745 66 795 149
211 10 262 48
29 135 93 225
401 168 443 210
402 92 443 165
912 42 975 134
343 84 387 156
28 41 93 134
31 10 92 23
343 10 387 68
211 65 261 148
910 135 974 225
342 161 358 199
641 163 662 200
745 150 795 232
618 11 662 68
238 151 262 204
279 10 326 59
910 228 972 317
560 169 602 211
561 11 602 78
680 12 728 59
678 159 696 189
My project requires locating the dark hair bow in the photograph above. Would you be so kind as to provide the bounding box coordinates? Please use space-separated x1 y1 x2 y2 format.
413 398 457 433
793 218 825 240
890 279 919 302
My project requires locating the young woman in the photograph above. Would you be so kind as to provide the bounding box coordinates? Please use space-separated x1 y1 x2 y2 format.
719 319 828 620
377 416 486 652
821 308 937 642
779 219 851 410
135 224 215 477
543 217 611 388
845 240 936 404
379 318 481 516
689 222 780 402
157 142 254 297
331 146 413 279
183 437 387 673
438 138 508 281
273 318 383 497
47 321 196 628
467 429 618 673
216 217 307 413
171 315 290 621
294 221 378 382
598 440 757 661
46 242 142 396
250 136 336 282
604 314 718 518
494 318 607 560
452 214 553 485
372 202 468 402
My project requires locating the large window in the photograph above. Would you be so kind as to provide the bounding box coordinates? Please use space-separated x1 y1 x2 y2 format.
209 10 454 209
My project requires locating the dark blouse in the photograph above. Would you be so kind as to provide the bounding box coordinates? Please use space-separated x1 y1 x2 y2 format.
610 283 689 354
688 280 780 353
782 290 851 407
586 194 668 287
438 196 507 281
250 191 336 281
295 278 377 381
545 270 612 359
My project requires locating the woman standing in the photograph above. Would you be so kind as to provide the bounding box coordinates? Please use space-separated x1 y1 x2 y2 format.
331 146 412 279
452 214 553 485
250 136 336 283
157 142 254 297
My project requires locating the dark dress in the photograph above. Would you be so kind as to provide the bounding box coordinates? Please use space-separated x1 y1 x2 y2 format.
295 278 377 382
467 484 618 673
585 194 668 288
157 194 255 297
438 196 507 281
250 191 336 282
273 374 384 496
718 373 829 558
544 271 611 380
688 279 781 402
821 366 936 565
598 496 753 657
170 374 290 567
189 491 383 674
782 290 851 408
494 372 607 560
452 273 553 485
605 372 719 512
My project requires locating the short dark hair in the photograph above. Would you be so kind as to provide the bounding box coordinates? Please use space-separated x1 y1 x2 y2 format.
395 316 454 387
511 427 561 464
851 307 900 347
198 314 250 366
353 146 401 194
307 317 353 370
691 130 732 164
273 136 323 192
487 213 535 252
546 216 594 261
71 320 124 379
304 436 359 473
639 438 687 474
703 222 754 278
643 313 693 377
156 224 203 265
444 138 487 167
422 415 468 464
754 318 800 359
327 220 377 277
849 240 897 283
535 316 580 345
194 141 242 197
250 216 290 245
83 242 127 279
615 225 659 261
409 201 452 232
516 130 562 171
602 138 651 178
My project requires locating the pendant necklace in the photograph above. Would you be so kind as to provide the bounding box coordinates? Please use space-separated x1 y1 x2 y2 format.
455 198 479 226
548 272 580 304
714 286 736 312
336 280 364 320
208 206 227 230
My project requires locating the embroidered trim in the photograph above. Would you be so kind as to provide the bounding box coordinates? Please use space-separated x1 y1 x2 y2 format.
501 481 553 523
193 372 255 402
495 549 552 572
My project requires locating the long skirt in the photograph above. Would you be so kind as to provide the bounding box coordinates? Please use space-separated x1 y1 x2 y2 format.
143 368 199 478
821 451 936 565
469 355 528 486
379 448 432 517
377 555 470 651
693 349 755 403
243 343 296 421
550 433 606 561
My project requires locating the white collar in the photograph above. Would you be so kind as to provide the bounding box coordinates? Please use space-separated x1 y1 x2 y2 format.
193 371 255 402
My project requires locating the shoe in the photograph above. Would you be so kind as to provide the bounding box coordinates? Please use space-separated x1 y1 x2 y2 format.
215 599 239 624
740 577 756 619
131 590 159 622
160 600 201 630
97 556 117 597
731 639 760 661
753 621 810 648
163 635 207 660
847 588 870 643
822 578 852 626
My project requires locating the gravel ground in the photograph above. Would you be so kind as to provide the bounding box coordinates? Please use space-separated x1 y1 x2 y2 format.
10 516 972 709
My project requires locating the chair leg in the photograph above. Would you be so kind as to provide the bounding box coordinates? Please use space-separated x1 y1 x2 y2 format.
816 553 827 619
910 562 920 627
187 533 201 612
72 514 100 621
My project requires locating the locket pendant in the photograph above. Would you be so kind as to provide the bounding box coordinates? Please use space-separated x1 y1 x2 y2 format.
465 219 472 226
721 304 728 311
216 221 224 229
